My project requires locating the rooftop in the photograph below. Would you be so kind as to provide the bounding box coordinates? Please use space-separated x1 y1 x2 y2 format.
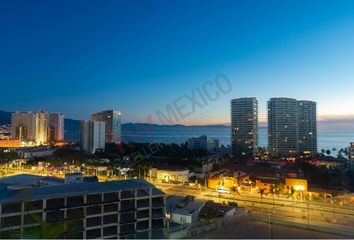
0 175 164 204
166 195 206 215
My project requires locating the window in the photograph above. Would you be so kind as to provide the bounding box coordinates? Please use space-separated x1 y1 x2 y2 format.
87 194 101 205
46 198 65 210
86 217 101 228
1 215 21 228
87 206 101 215
2 202 22 214
103 214 118 225
103 226 117 236
103 192 119 202
104 204 118 213
24 200 43 211
86 228 101 239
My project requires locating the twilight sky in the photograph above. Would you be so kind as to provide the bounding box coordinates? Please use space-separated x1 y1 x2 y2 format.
1 0 354 129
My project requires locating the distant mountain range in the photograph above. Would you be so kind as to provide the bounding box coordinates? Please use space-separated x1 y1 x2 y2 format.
0 110 233 141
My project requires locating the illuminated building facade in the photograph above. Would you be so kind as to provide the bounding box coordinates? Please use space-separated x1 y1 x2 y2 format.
35 110 49 145
268 98 317 157
268 98 299 157
49 113 64 142
92 110 122 143
297 100 317 155
0 139 21 148
231 97 258 158
11 112 36 142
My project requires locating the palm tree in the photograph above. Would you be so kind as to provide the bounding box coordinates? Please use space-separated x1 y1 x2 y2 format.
275 183 284 197
269 184 276 213
287 186 297 212
258 188 267 212
326 149 331 156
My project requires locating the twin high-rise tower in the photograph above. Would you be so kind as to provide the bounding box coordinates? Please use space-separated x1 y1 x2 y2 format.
268 98 317 157
231 97 258 158
231 97 317 158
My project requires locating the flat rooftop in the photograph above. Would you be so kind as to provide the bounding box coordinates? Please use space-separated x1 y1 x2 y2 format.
167 196 206 215
0 175 164 204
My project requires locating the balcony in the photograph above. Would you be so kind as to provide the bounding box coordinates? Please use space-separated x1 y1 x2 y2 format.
120 200 136 213
136 220 149 231
86 194 102 205
86 216 102 228
46 198 65 210
66 207 84 220
120 212 136 224
66 196 84 208
2 202 22 215
119 223 136 236
1 215 21 228
103 214 118 225
152 219 164 230
46 210 64 223
24 200 43 212
137 199 150 209
151 197 165 208
152 209 165 219
121 190 135 199
103 203 118 213
103 192 119 203
137 210 149 219
137 188 150 198
86 206 102 215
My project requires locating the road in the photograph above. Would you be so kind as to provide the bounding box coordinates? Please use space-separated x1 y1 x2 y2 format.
155 183 354 230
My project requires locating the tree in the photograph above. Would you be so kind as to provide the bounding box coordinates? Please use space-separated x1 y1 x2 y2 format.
287 186 297 212
275 183 284 197
326 149 331 156
321 149 325 155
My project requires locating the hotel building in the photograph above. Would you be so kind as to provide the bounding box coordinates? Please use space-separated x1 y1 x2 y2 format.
35 110 49 146
11 112 36 142
92 110 122 143
231 97 258 158
297 100 317 155
80 120 106 154
49 113 64 142
268 98 317 158
268 98 298 157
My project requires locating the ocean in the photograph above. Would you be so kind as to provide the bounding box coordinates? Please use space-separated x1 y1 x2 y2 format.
122 125 354 151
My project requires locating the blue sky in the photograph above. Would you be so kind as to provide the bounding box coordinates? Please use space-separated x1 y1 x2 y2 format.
1 0 354 128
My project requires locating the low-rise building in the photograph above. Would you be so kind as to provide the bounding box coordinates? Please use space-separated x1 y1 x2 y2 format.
149 168 189 184
166 196 206 225
0 139 21 148
0 174 166 239
208 177 236 191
